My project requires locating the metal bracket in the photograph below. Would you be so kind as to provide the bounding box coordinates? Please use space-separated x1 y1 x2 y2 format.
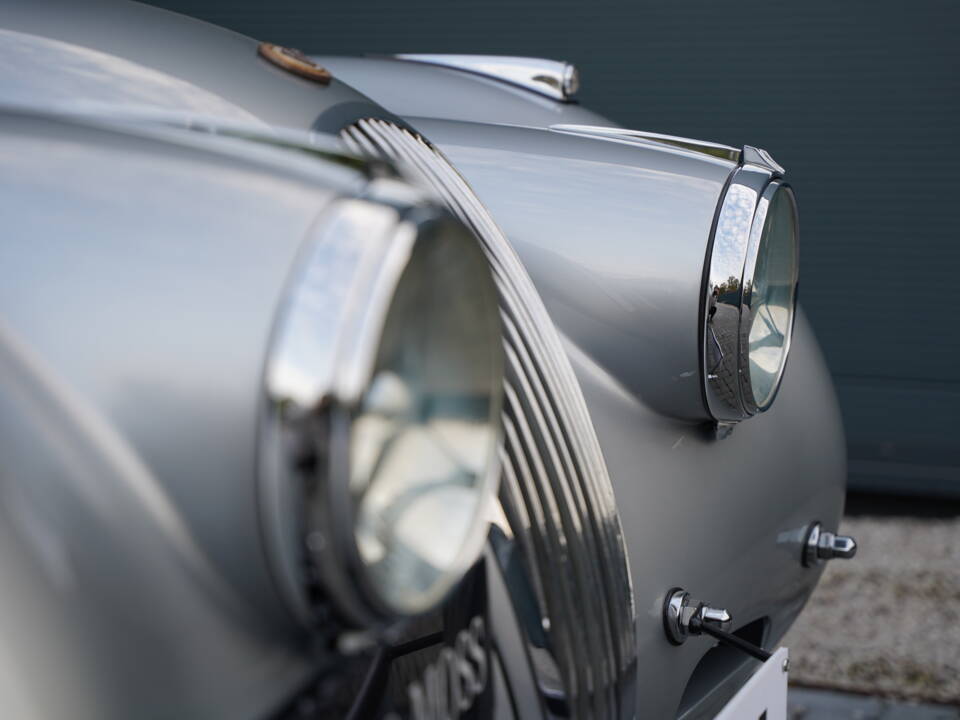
740 145 785 176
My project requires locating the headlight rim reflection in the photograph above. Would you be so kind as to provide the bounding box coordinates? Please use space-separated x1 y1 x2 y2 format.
260 192 503 631
701 154 800 425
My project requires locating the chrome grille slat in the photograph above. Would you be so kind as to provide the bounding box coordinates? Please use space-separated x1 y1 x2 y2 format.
501 313 619 710
501 396 585 714
342 119 636 719
504 352 611 718
494 266 634 700
496 446 548 621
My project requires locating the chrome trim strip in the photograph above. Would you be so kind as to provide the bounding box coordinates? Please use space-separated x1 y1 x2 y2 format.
551 124 742 162
391 54 579 101
342 118 636 719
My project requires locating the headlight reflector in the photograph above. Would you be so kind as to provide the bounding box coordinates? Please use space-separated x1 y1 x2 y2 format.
742 185 798 410
348 218 502 614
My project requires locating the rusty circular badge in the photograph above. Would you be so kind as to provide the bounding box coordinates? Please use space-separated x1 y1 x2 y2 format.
257 43 332 84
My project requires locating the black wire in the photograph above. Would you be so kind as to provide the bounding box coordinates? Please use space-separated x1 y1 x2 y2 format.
690 618 772 662
386 630 445 659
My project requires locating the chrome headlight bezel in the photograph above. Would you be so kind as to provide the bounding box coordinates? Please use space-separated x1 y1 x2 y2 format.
259 182 503 628
701 150 799 424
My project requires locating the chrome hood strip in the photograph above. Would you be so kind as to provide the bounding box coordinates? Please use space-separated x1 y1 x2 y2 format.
551 123 741 163
391 54 579 102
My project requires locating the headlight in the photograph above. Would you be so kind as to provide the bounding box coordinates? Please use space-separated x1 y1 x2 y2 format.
702 149 799 424
260 182 503 625
741 184 799 411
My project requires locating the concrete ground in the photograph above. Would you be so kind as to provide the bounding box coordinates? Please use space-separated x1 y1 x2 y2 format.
782 503 960 707
788 688 960 720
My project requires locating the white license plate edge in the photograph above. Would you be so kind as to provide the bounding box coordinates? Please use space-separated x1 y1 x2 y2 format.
712 647 788 720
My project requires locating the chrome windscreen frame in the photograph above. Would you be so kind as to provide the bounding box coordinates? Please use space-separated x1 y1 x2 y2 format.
258 182 503 629
701 148 798 424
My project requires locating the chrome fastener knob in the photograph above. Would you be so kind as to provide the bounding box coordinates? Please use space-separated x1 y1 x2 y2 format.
700 605 733 629
803 522 858 567
663 588 731 645
826 533 857 559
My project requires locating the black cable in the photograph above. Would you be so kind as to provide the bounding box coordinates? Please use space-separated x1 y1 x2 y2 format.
386 630 445 659
690 618 772 662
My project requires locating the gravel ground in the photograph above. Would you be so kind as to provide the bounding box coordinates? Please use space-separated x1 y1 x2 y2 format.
788 687 960 720
783 515 960 705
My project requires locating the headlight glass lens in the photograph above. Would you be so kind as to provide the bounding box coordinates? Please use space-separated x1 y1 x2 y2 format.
350 222 501 615
747 187 798 408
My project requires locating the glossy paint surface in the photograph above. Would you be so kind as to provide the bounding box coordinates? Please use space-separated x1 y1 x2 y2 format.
411 116 734 421
1 0 392 133
0 109 369 718
569 310 844 718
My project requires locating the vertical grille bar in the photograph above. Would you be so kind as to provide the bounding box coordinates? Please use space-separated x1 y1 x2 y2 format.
342 119 636 719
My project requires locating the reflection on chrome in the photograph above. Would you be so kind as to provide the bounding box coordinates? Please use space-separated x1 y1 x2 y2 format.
702 160 799 424
704 180 758 416
260 191 503 626
550 124 742 162
392 54 580 101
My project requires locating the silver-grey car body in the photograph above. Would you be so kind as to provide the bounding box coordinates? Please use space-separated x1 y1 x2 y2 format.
0 1 847 718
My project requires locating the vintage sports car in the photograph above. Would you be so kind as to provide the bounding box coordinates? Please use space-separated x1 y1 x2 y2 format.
0 1 857 718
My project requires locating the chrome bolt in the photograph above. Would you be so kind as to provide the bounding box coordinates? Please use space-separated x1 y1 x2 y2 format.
663 588 731 645
700 605 733 629
803 522 858 567
825 533 857 559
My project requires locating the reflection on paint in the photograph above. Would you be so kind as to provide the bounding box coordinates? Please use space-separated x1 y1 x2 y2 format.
0 28 259 123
